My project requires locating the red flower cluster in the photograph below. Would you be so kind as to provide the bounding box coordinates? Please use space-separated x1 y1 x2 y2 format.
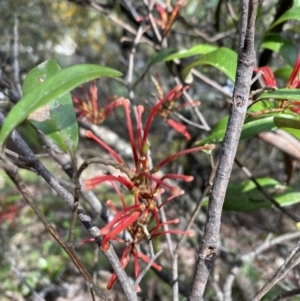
151 76 200 140
155 0 185 35
136 0 185 35
253 54 300 114
83 98 213 290
73 81 123 124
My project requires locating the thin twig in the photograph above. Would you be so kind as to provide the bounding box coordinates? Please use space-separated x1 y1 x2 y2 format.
143 0 162 43
174 76 211 131
235 158 299 223
223 232 300 301
175 155 218 253
209 275 224 301
192 68 232 98
13 14 22 97
134 249 164 289
127 24 145 89
0 158 111 301
89 1 158 49
223 271 236 301
252 241 300 301
67 153 80 244
272 287 300 301
242 232 300 262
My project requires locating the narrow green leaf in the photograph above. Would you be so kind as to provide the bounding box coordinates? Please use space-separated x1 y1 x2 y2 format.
23 59 79 153
269 6 300 30
257 88 300 101
143 45 219 86
162 44 217 61
274 65 293 80
247 98 278 114
149 48 176 66
0 64 122 148
196 115 228 145
223 178 300 211
241 116 277 139
195 115 276 146
274 114 300 140
260 33 298 66
148 44 217 66
202 178 300 211
181 47 237 83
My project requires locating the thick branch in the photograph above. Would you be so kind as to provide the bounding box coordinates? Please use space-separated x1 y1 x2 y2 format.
187 1 259 300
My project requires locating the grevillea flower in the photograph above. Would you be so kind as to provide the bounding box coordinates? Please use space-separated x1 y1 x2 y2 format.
253 54 300 114
85 101 212 198
83 98 213 289
254 66 277 88
136 0 185 35
106 244 162 291
155 0 185 35
150 76 200 140
73 81 124 124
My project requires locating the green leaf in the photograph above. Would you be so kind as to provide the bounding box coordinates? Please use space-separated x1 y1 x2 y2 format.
269 6 300 30
260 33 298 66
257 88 300 101
196 115 276 146
181 47 237 82
143 45 219 85
274 65 293 80
162 44 217 61
0 64 122 148
149 48 175 66
196 115 228 145
274 114 300 140
202 178 300 211
148 44 217 66
23 59 79 153
294 1 300 7
223 178 300 211
241 116 277 138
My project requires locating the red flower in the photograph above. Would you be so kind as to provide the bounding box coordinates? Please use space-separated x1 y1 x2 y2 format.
156 0 185 35
136 0 185 35
167 119 191 140
73 81 124 124
253 54 300 114
150 76 200 140
82 98 213 289
287 56 300 88
106 244 162 292
253 66 277 88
